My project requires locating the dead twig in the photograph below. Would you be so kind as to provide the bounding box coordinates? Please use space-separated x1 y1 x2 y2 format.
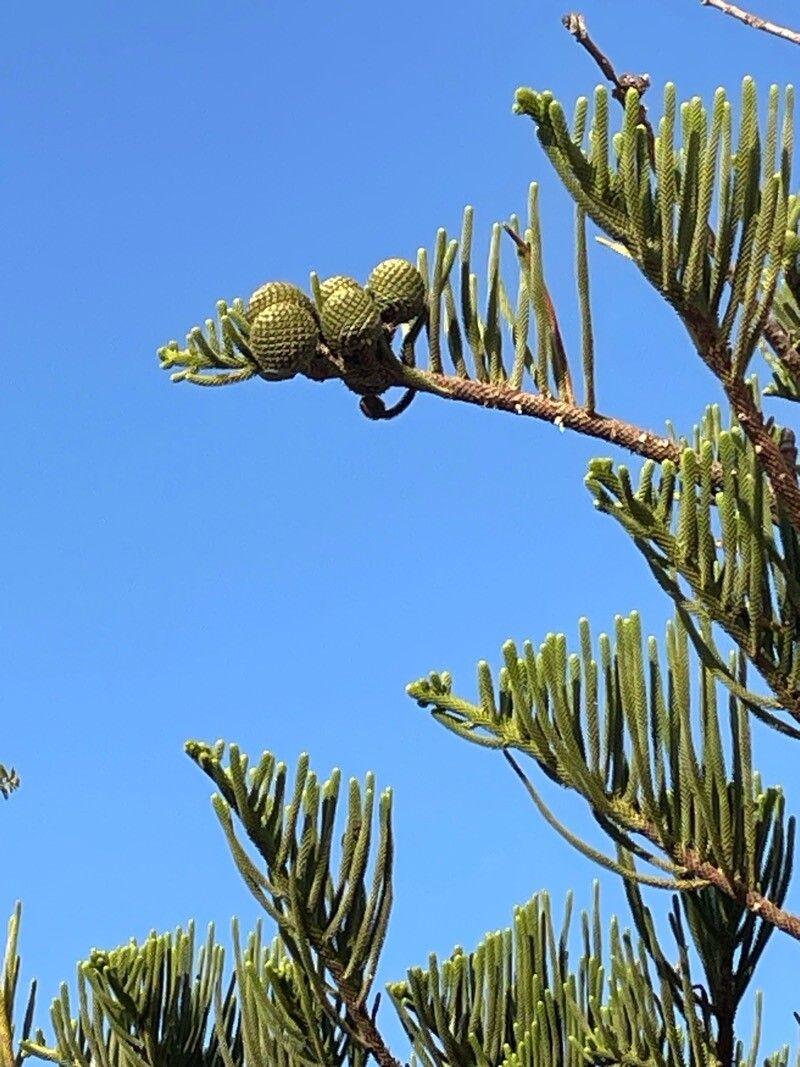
701 0 800 46
561 12 655 162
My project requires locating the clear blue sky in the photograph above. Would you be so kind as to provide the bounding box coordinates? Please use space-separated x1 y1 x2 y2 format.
4 0 800 1056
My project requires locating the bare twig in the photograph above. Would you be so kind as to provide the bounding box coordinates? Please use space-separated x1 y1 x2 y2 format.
561 12 655 161
701 0 800 46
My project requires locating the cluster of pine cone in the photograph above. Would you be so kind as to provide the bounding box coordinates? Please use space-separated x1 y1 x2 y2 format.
245 259 426 382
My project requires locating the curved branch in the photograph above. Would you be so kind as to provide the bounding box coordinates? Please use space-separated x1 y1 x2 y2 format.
701 0 800 46
506 746 800 946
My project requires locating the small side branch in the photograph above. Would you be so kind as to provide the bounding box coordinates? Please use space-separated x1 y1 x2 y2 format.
724 373 800 527
701 0 800 46
507 750 800 947
683 847 800 942
763 316 800 392
326 958 404 1067
682 308 800 532
561 12 655 159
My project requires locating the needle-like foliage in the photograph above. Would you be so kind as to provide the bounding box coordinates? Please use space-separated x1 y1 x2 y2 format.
12 10 800 1067
388 884 717 1067
187 742 395 1066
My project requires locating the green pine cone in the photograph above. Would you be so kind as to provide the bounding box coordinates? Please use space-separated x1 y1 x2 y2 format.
366 258 426 324
318 275 362 305
320 283 382 357
249 301 320 380
248 281 317 322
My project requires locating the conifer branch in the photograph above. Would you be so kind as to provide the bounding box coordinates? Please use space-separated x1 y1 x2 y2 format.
702 0 800 46
522 746 800 945
595 804 800 941
558 17 800 531
683 308 800 531
410 611 800 956
603 804 800 944
725 372 800 519
187 743 401 1067
764 318 800 377
389 882 715 1067
586 418 800 731
396 364 685 466
679 846 800 940
505 742 800 941
0 766 18 801
159 282 713 485
0 907 34 1067
0 1001 13 1067
325 959 404 1067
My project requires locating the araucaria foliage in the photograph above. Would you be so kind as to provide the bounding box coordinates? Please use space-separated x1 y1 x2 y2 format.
9 6 800 1067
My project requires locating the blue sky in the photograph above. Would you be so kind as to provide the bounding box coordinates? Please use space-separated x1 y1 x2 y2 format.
5 0 800 1056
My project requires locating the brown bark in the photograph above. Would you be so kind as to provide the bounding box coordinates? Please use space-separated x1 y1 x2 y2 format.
702 0 800 46
396 365 684 465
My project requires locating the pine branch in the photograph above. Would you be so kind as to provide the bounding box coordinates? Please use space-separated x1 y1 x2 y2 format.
0 907 34 1067
701 0 800 46
0 1002 13 1067
504 745 800 976
27 922 244 1067
679 846 800 940
187 743 402 1067
326 958 403 1067
520 739 800 945
158 266 707 485
554 19 800 532
726 373 800 522
160 74 800 525
397 364 685 465
586 402 800 728
683 307 800 532
409 611 800 955
389 883 713 1067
